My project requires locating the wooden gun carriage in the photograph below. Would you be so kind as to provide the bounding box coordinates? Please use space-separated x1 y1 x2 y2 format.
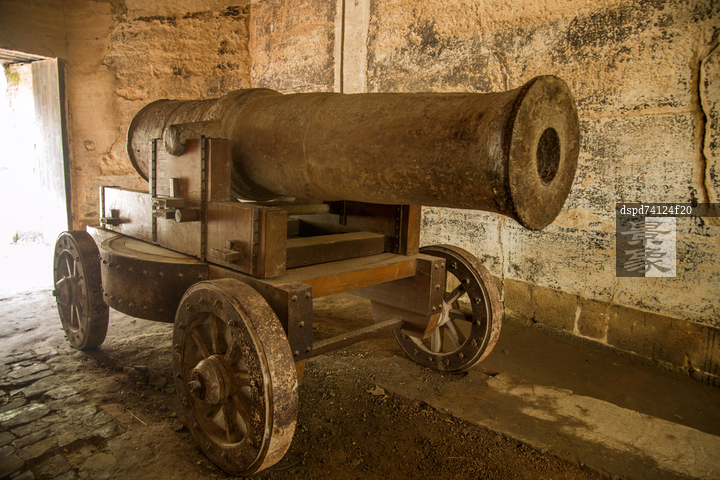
52 75 579 476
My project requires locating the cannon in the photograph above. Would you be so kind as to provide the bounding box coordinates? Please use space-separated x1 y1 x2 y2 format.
52 75 579 476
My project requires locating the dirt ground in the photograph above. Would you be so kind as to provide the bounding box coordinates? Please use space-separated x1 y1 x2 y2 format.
0 244 609 479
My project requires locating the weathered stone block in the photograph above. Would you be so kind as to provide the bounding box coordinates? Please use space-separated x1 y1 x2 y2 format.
504 278 533 321
34 453 71 478
23 376 64 398
44 386 77 401
0 397 26 414
14 429 49 449
93 422 118 440
0 432 13 448
577 297 609 340
7 363 49 380
18 436 57 461
0 450 24 477
532 285 576 332
0 403 50 429
11 418 47 438
79 452 118 480
250 0 336 93
608 305 720 376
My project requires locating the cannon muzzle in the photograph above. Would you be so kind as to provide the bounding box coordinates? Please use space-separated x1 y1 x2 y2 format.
127 75 579 230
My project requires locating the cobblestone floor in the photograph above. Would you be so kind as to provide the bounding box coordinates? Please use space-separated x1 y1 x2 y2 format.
0 348 123 480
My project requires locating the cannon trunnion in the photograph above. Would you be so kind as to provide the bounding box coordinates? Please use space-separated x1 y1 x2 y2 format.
52 76 579 476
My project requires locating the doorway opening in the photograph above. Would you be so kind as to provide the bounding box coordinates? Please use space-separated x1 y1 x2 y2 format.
0 48 71 296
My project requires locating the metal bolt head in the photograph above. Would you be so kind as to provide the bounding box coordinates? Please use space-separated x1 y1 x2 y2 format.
228 320 236 327
291 295 298 302
293 350 299 356
188 380 202 393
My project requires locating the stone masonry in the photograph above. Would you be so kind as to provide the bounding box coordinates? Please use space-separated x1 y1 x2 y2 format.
0 350 120 480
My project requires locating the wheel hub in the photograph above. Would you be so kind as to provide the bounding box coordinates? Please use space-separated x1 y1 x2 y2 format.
54 276 79 306
190 354 234 405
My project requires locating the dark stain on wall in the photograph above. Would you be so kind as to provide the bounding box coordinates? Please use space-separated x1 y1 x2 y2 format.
135 15 177 26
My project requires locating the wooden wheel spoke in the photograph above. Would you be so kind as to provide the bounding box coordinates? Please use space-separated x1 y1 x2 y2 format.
233 370 251 388
224 338 238 364
430 327 442 353
72 305 80 328
65 255 73 277
443 320 465 349
445 284 465 305
232 393 253 432
222 402 240 443
448 309 472 322
192 330 211 359
210 318 221 354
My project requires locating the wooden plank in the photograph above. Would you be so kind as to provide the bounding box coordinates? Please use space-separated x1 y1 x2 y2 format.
311 319 403 357
286 232 385 268
400 205 421 255
101 187 153 242
206 202 287 278
206 139 232 202
353 254 445 315
86 225 120 247
257 207 287 278
371 303 441 339
154 139 202 257
209 253 417 298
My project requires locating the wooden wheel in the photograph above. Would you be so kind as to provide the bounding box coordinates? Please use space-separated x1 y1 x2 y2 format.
53 231 109 350
173 279 298 476
394 245 502 372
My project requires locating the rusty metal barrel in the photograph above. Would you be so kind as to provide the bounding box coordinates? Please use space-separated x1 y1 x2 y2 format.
127 75 579 230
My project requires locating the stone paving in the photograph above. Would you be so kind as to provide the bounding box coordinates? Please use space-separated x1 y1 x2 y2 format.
0 350 122 480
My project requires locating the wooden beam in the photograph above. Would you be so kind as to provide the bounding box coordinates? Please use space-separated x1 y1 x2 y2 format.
286 231 385 268
311 319 403 357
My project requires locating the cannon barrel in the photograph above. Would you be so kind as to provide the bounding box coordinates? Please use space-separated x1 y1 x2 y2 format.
127 75 579 230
